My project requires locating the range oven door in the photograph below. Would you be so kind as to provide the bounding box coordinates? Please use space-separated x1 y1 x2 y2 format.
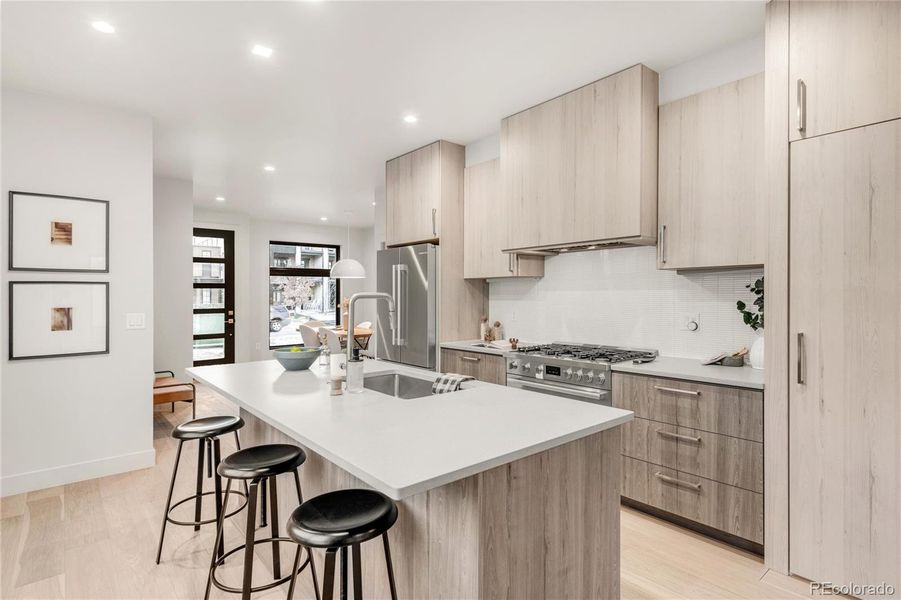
507 374 611 406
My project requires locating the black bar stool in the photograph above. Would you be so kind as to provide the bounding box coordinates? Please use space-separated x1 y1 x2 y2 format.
205 444 319 600
285 489 399 600
156 415 248 564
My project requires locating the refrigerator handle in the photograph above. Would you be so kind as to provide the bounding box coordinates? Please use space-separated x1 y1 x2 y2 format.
396 264 408 346
391 265 398 346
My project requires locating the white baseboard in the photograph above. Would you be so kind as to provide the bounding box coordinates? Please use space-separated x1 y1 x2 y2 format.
0 448 156 497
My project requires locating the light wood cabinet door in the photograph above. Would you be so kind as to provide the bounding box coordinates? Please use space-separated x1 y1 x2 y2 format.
789 1 900 141
789 119 900 591
463 159 544 279
501 64 658 251
386 142 441 246
440 349 506 385
658 73 765 269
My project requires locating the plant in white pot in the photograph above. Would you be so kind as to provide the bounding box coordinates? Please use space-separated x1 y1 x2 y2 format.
736 277 764 369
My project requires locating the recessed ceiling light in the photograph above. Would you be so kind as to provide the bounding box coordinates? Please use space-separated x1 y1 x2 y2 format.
91 21 115 34
263 165 276 172
320 216 328 222
559 248 569 253
372 201 376 206
252 44 273 58
586 245 597 250
215 196 225 202
403 114 418 124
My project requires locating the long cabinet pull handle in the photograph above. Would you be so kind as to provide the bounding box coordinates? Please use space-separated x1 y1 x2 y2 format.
796 79 806 133
656 429 702 443
655 472 702 491
659 225 667 264
797 332 805 385
432 208 437 236
461 356 481 362
653 385 700 397
509 253 514 273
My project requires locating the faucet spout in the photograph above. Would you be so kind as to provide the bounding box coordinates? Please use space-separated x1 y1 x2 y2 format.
345 292 396 387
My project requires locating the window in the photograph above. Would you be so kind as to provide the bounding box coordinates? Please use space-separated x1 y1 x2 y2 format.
269 242 339 348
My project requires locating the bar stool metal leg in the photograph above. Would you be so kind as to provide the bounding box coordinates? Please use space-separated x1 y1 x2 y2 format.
155 440 184 564
340 546 348 600
260 477 268 528
204 478 232 600
194 439 205 532
383 533 398 600
269 475 281 579
233 431 250 498
240 480 260 600
322 548 338 600
212 438 225 559
351 544 362 599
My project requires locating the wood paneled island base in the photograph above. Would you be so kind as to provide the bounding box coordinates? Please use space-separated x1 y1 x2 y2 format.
242 408 622 600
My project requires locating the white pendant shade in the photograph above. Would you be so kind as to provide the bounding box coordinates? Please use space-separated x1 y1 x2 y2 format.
330 258 366 279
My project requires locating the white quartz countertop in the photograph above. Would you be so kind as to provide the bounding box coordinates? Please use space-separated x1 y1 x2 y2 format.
611 356 765 390
440 340 511 356
187 359 632 500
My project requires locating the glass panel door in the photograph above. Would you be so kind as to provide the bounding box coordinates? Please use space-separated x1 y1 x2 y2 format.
193 228 235 365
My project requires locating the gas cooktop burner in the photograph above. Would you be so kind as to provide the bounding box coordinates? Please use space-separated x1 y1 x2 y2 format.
513 343 657 364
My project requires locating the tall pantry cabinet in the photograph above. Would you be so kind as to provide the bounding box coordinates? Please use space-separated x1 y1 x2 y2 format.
768 1 900 595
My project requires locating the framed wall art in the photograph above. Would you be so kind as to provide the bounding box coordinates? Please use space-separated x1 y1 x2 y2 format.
8 191 109 272
9 281 109 360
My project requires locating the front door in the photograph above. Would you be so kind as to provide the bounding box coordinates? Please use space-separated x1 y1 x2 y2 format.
193 228 235 365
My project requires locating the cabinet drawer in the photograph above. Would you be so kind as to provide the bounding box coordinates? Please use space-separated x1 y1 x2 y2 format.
613 373 763 442
440 349 506 385
622 456 763 544
621 417 763 493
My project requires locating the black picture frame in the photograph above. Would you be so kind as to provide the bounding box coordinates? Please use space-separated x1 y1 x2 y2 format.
8 190 110 273
8 281 110 360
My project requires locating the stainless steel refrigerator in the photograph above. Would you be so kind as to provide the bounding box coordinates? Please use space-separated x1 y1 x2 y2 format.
376 243 437 369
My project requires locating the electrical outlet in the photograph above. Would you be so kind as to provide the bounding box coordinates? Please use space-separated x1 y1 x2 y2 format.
125 313 146 329
681 313 701 332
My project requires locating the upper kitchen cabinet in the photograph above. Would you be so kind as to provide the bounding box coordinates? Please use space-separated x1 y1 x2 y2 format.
501 64 658 252
385 140 465 247
464 159 544 279
789 1 900 141
658 73 765 270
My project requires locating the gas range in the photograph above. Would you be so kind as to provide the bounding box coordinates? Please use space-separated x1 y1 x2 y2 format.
505 343 658 405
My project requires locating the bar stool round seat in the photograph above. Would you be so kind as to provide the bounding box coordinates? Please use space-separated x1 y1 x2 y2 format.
217 443 306 479
285 489 399 600
287 489 398 548
172 415 244 440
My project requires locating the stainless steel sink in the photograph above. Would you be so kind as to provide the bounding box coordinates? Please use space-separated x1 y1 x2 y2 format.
363 372 438 399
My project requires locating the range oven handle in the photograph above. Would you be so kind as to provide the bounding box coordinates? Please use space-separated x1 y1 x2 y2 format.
507 376 608 403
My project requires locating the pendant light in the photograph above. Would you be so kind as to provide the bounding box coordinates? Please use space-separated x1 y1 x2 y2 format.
330 211 366 279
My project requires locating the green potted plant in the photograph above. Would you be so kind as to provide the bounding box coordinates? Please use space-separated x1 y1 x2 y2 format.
736 277 764 369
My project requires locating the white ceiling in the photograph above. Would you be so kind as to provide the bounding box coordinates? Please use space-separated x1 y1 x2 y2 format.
1 1 764 227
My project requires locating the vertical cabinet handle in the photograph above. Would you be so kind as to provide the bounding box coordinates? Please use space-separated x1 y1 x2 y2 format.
431 208 437 236
659 225 667 264
508 253 515 273
796 79 806 133
797 332 805 384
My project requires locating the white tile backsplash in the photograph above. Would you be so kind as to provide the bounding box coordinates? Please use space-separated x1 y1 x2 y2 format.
488 246 762 360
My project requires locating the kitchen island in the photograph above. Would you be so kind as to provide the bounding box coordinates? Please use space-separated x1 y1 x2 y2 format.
187 358 632 599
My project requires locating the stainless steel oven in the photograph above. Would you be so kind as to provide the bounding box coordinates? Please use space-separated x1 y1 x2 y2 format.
506 373 611 405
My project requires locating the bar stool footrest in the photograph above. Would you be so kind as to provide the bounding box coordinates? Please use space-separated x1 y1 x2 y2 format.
210 537 312 595
166 490 248 527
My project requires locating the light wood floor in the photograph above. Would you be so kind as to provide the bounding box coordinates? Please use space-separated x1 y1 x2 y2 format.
1 385 817 600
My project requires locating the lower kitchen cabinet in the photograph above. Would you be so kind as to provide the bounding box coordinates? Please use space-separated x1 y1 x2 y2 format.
614 372 764 549
440 348 506 385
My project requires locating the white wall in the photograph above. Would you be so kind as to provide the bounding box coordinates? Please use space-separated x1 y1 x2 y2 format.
153 177 193 375
466 34 765 360
194 209 376 362
1 90 155 496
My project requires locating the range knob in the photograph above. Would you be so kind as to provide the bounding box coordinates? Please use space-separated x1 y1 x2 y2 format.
522 362 531 373
509 360 520 370
597 372 607 385
586 371 595 383
575 369 584 382
564 368 574 379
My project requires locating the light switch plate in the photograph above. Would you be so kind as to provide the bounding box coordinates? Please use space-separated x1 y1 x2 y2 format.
126 313 146 329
